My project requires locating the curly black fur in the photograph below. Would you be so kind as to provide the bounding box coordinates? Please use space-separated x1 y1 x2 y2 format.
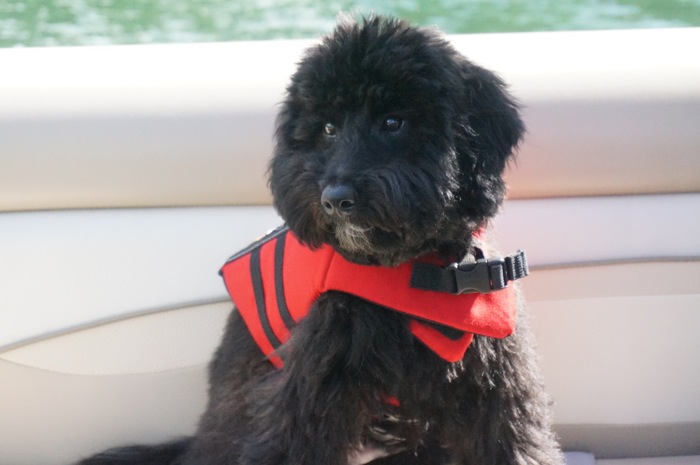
271 16 523 267
78 15 562 465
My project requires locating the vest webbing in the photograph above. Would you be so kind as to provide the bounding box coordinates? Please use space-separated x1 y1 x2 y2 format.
219 226 516 368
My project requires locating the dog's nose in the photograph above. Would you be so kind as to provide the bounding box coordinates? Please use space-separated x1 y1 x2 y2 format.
321 184 357 215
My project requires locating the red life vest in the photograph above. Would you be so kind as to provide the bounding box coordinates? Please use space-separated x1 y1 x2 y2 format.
219 226 518 368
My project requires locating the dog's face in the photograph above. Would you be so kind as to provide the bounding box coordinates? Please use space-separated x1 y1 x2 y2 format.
270 16 523 266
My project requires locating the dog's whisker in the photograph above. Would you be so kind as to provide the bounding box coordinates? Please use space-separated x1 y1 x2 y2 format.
334 222 374 253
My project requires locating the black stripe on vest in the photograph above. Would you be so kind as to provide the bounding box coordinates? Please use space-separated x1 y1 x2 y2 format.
274 232 297 331
250 247 282 349
221 225 289 269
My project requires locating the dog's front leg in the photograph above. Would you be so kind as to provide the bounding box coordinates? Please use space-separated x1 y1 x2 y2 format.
444 328 564 465
240 294 394 465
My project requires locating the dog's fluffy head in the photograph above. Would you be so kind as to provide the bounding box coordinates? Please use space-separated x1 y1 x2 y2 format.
270 16 523 266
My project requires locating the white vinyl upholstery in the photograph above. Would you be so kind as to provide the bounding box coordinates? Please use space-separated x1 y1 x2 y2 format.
0 207 281 350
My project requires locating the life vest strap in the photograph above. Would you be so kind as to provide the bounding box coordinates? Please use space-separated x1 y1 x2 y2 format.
410 249 528 295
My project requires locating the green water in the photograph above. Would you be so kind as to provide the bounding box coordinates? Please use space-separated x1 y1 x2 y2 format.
1 0 699 47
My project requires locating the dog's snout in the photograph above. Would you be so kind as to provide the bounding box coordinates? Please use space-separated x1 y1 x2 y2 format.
321 184 357 215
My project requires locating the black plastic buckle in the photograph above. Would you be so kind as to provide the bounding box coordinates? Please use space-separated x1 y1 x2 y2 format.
409 249 528 295
452 257 508 294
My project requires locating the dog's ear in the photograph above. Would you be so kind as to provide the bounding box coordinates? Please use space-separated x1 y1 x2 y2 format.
451 61 525 220
459 63 524 173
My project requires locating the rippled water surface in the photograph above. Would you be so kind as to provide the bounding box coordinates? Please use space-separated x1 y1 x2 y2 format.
1 0 699 47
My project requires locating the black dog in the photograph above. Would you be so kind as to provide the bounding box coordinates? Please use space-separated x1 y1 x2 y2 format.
80 16 563 465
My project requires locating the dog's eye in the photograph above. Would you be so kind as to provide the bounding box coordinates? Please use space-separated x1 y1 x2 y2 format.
382 117 404 133
323 122 338 137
